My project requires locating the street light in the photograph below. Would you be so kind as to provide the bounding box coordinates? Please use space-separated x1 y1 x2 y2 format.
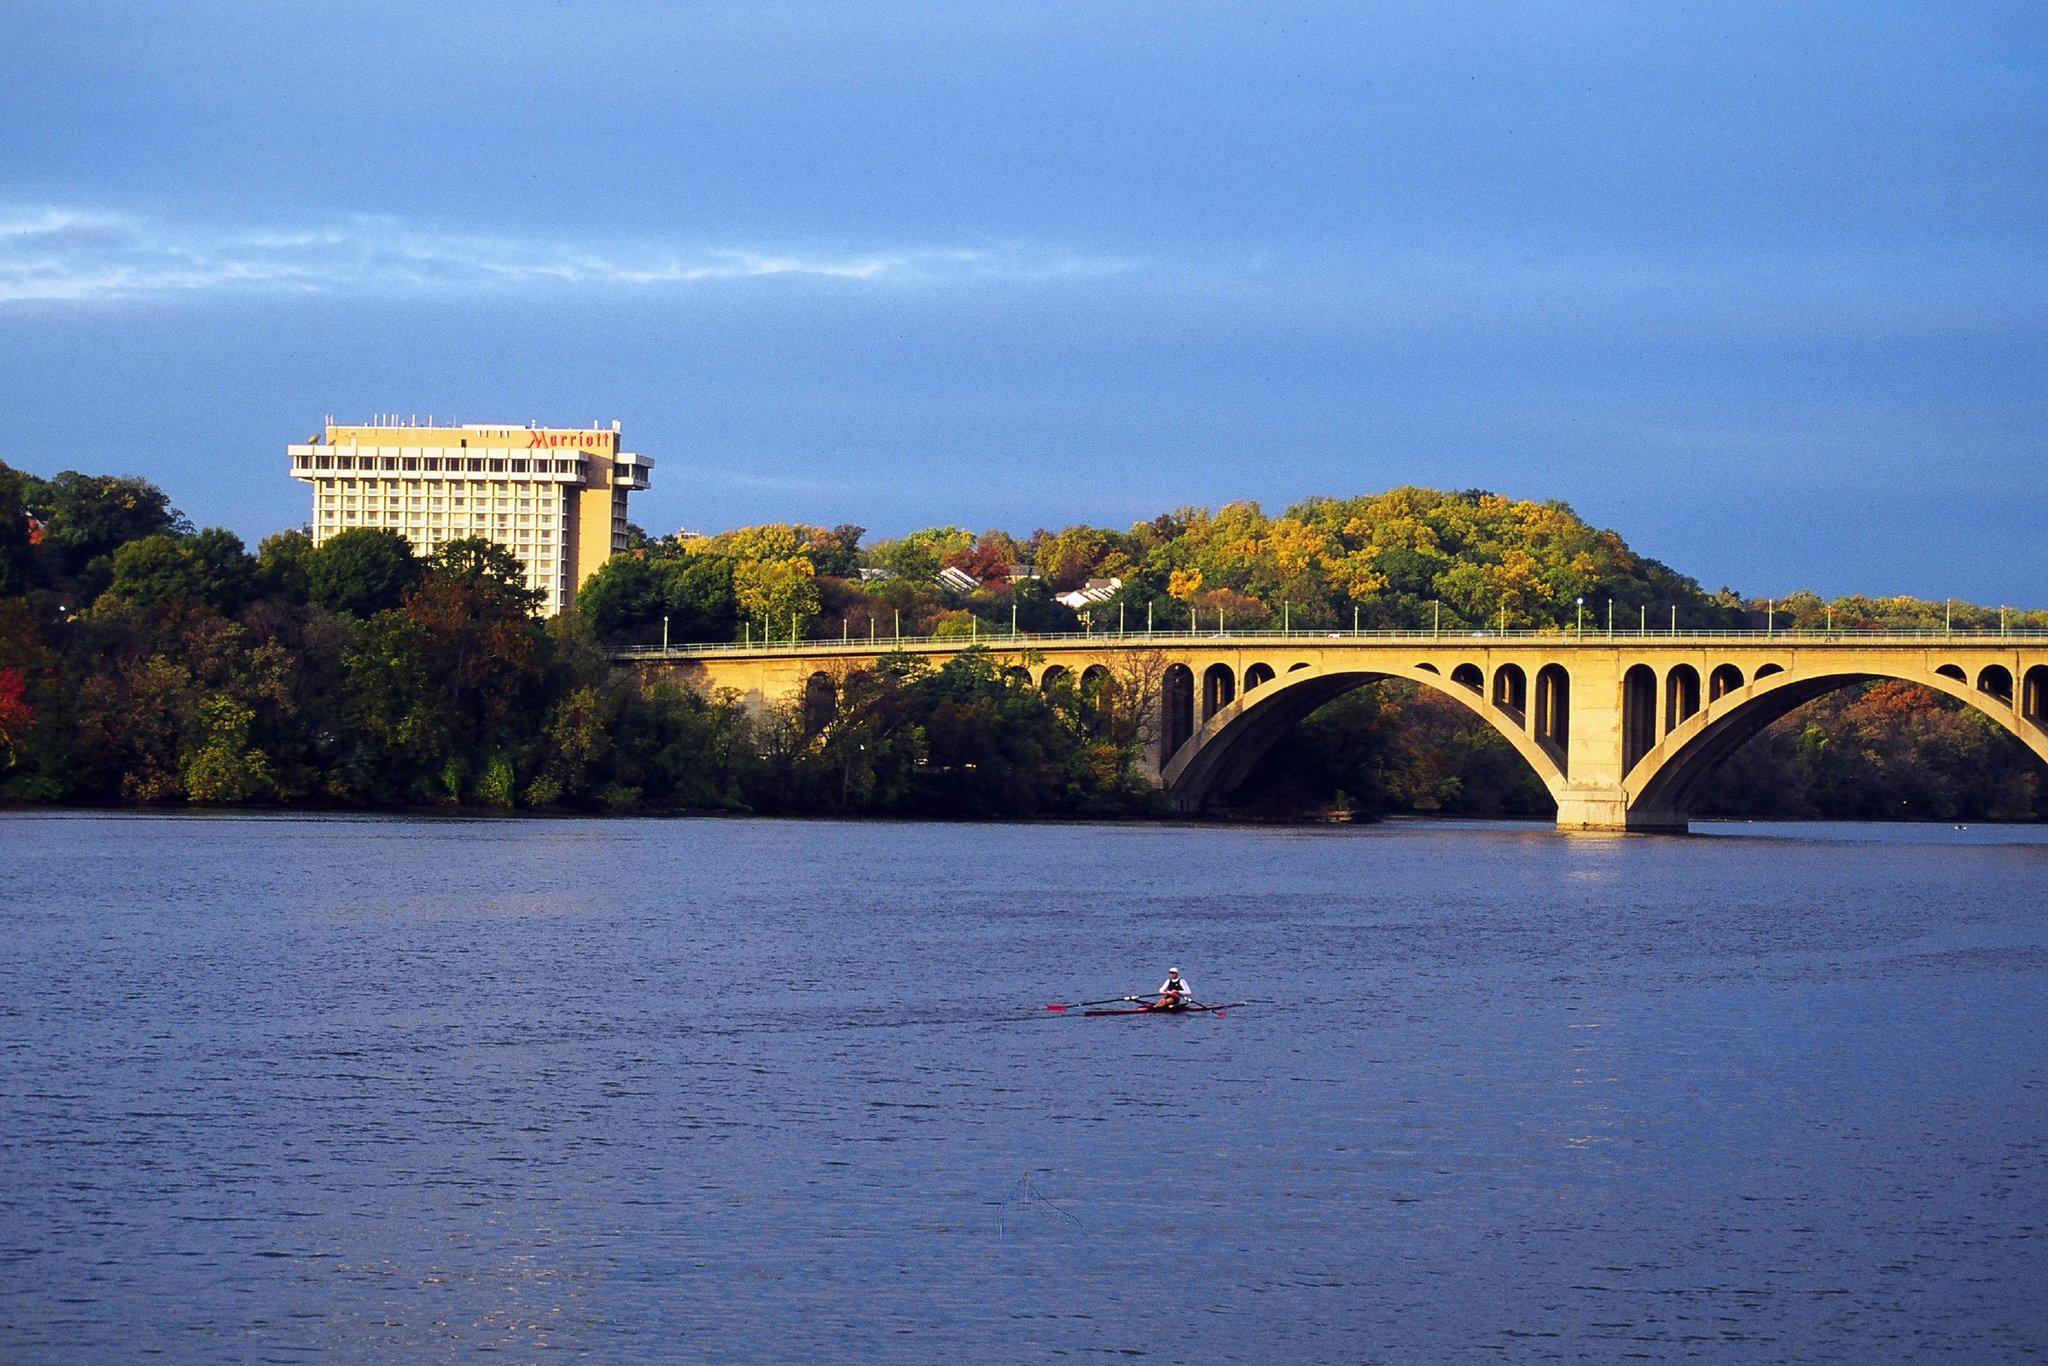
1575 596 1584 635
662 614 670 651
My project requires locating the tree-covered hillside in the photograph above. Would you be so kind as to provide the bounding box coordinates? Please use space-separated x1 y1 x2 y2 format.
2 457 2041 821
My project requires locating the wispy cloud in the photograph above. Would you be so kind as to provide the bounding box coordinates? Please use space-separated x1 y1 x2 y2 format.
0 206 1141 302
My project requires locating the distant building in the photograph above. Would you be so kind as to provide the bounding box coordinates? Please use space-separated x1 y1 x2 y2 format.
288 417 652 615
1055 577 1122 610
935 565 981 595
857 567 896 584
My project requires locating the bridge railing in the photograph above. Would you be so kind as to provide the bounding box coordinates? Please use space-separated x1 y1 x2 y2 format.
613 626 2048 659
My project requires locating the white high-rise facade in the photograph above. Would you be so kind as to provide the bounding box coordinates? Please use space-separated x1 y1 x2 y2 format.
289 418 652 615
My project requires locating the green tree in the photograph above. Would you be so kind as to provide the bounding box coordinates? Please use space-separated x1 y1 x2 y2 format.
255 530 315 603
0 459 32 595
305 528 422 617
21 470 185 586
104 529 255 613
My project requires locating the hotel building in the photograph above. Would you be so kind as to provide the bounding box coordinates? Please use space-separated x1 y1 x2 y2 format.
288 417 653 615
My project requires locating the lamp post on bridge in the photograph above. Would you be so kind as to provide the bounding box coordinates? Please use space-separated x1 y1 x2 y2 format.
1575 597 1584 635
662 614 669 652
1606 599 1613 637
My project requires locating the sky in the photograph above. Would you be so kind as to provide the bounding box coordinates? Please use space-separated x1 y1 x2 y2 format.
2 1 2044 602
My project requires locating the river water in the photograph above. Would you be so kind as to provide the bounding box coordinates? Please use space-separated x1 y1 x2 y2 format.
1 812 2043 1360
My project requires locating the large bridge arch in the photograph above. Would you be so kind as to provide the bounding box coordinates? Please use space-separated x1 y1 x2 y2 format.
1625 664 2048 826
1162 662 1570 813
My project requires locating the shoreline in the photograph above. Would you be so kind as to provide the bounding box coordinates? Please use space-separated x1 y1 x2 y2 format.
1 802 2040 831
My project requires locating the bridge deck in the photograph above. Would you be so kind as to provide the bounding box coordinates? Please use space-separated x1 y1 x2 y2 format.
615 628 2047 662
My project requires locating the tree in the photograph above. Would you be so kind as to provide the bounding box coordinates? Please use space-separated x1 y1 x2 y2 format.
577 550 738 645
340 540 552 804
0 459 32 595
103 529 255 613
430 537 541 614
256 530 315 603
0 667 32 769
868 527 973 582
305 528 422 617
733 556 820 637
21 470 185 585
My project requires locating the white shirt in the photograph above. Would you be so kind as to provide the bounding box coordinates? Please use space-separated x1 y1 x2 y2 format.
1159 975 1192 998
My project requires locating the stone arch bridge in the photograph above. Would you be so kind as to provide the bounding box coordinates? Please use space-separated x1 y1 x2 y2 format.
619 633 2048 832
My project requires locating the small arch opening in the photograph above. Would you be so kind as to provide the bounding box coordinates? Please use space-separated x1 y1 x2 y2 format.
1665 664 1701 733
1079 664 1114 724
801 671 837 734
1977 665 2014 704
1492 663 1527 718
1451 663 1484 693
1709 663 1744 700
1287 662 1311 672
1623 663 1658 773
1935 664 1966 683
1535 664 1571 770
1161 664 1195 761
1755 663 1785 680
1202 663 1238 721
1416 663 1440 674
2024 665 2048 727
1039 664 1070 691
1244 662 1276 692
1001 665 1033 690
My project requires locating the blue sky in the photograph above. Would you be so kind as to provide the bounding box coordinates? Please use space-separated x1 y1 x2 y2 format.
2 1 2043 601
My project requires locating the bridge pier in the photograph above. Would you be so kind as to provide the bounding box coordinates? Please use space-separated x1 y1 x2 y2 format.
1554 789 1688 834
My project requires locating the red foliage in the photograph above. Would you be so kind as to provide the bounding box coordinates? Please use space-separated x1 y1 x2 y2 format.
0 667 32 759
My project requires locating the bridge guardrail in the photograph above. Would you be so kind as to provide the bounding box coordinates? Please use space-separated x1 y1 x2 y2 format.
613 627 2048 659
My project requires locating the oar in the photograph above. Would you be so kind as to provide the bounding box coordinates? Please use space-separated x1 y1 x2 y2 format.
1045 994 1148 1012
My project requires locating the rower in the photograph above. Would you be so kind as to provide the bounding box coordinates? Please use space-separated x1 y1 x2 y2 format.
1156 967 1192 1011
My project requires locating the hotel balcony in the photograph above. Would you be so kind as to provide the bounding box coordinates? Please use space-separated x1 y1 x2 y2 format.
289 445 590 484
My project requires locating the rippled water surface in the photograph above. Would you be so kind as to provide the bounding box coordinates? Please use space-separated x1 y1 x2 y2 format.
2 812 2045 1360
